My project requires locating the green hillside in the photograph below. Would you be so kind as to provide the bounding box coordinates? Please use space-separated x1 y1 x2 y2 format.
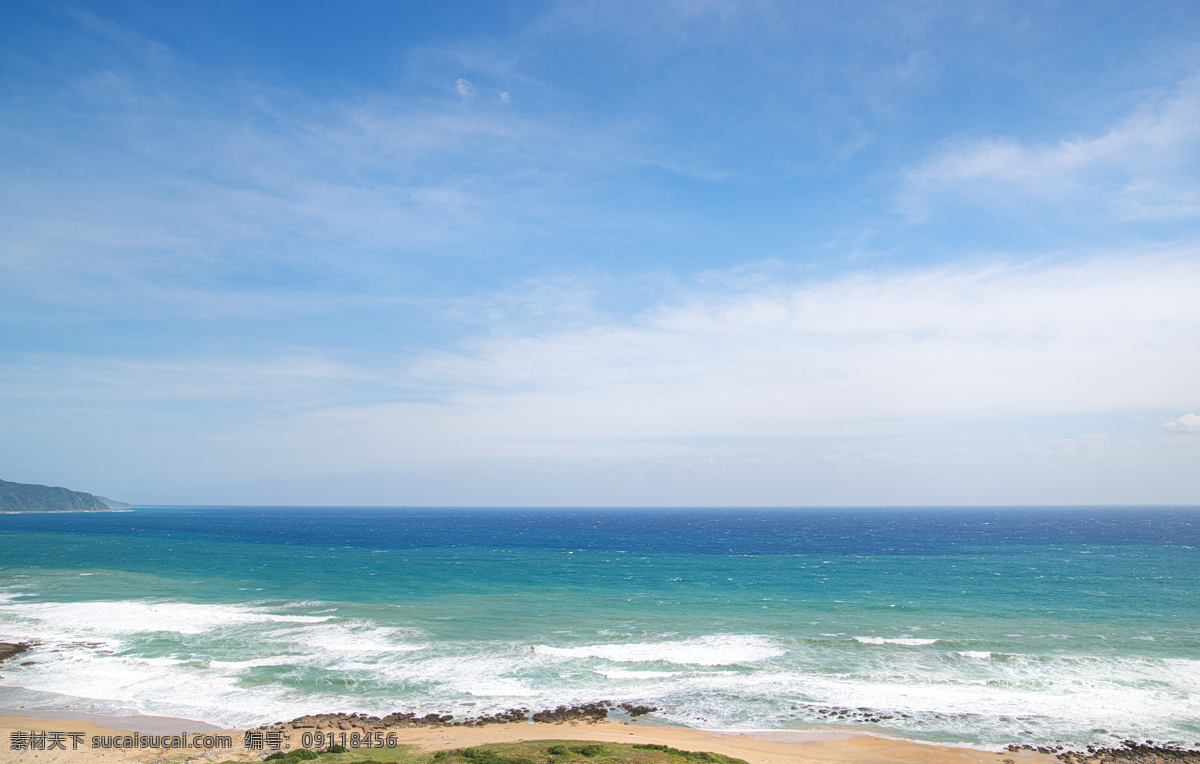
0 478 114 512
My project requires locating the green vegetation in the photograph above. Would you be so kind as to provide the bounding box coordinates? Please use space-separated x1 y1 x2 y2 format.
435 747 534 764
629 745 732 763
265 750 322 763
540 745 608 758
253 740 748 764
0 478 113 512
270 743 422 764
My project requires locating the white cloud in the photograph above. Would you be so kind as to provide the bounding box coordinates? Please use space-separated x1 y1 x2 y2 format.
900 75 1200 221
260 253 1200 466
500 91 511 103
1163 413 1200 433
455 77 475 98
6 254 1198 504
7 253 1197 502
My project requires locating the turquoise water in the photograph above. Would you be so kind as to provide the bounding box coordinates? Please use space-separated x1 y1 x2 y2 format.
1 506 1198 749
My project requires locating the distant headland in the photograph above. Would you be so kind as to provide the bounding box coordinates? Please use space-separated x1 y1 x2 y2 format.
0 478 129 513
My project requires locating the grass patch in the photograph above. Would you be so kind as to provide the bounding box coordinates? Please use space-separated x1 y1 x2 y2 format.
266 750 321 763
425 740 746 764
630 744 738 763
252 739 746 764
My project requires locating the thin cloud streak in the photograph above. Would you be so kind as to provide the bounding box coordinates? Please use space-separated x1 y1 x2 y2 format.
900 74 1200 221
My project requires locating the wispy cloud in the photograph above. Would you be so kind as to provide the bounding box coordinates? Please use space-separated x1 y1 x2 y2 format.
1017 434 1114 459
0 353 375 404
899 74 1200 221
243 253 1200 470
13 253 1196 475
0 17 640 318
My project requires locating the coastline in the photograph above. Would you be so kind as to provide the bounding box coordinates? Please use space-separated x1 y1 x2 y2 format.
5 509 1199 760
0 711 1059 764
0 509 119 514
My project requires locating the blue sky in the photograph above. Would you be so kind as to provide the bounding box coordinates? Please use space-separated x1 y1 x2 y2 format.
2 0 1199 505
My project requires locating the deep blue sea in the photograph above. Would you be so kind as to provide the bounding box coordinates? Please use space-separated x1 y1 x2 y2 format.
1 506 1198 749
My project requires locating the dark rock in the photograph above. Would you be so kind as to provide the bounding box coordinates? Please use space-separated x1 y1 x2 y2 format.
531 702 612 723
0 643 31 664
1056 745 1200 764
285 701 623 731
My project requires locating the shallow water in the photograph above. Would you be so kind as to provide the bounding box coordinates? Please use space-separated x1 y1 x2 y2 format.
1 506 1198 749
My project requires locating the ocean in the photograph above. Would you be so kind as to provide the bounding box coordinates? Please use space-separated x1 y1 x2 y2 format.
1 506 1197 750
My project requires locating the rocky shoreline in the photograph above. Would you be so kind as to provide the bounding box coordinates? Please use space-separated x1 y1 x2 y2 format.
1055 748 1200 764
273 701 657 731
0 642 32 664
1012 743 1200 764
260 702 1200 764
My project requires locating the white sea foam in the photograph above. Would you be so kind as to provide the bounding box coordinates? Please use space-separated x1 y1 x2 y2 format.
853 636 939 646
535 635 784 666
207 657 297 670
375 649 544 698
0 642 262 725
4 590 1199 748
264 623 427 658
1 600 333 637
4 630 1200 745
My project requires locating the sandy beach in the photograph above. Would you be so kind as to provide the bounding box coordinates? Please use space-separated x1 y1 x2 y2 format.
0 710 1059 764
